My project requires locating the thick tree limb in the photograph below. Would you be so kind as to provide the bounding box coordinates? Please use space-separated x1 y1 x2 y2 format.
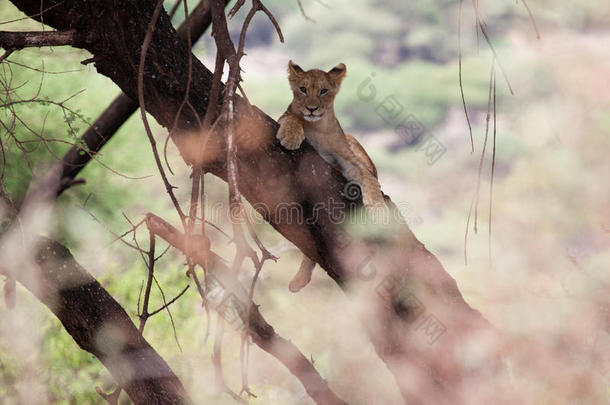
7 0 514 403
0 237 191 405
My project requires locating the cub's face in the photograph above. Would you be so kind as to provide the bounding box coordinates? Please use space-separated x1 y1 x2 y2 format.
287 60 346 122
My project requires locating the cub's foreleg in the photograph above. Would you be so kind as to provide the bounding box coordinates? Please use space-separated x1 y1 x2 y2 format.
276 114 305 150
288 256 316 292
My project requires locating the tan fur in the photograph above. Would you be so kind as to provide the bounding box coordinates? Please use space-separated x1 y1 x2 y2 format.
277 61 385 292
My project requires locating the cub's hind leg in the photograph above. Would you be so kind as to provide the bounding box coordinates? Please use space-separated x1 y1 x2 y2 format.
289 256 316 292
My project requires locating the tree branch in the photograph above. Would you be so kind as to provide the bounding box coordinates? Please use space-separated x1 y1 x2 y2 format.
0 237 192 405
0 30 87 49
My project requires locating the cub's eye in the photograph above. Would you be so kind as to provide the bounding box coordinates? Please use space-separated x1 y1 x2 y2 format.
320 88 328 95
299 87 307 94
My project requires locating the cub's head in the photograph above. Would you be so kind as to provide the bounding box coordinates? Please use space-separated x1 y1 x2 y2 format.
287 60 346 122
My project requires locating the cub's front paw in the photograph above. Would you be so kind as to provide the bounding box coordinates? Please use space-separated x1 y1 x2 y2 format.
277 121 305 150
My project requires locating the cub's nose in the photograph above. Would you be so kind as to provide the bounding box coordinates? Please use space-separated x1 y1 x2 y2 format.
306 106 318 113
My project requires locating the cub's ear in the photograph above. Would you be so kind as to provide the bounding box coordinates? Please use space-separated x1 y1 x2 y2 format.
327 63 347 85
288 60 304 76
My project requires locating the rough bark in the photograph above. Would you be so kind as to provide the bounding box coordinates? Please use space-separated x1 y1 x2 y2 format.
6 0 511 403
7 237 191 404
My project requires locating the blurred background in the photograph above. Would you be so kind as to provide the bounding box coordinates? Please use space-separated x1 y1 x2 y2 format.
0 0 609 403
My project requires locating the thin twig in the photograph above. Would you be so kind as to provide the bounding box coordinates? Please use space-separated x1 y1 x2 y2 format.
520 0 541 40
473 58 495 234
137 0 187 228
0 49 13 64
138 230 156 333
0 30 84 49
471 0 514 95
488 68 496 266
458 0 474 152
296 0 315 22
0 2 65 26
149 285 190 317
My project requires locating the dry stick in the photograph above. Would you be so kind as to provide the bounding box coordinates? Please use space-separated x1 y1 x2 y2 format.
458 0 474 152
184 167 208 331
176 22 240 387
463 192 475 266
4 59 81 74
296 0 316 22
168 0 183 19
207 0 265 286
212 19 254 275
0 1 64 26
0 49 13 64
138 0 187 229
216 0 283 394
202 51 224 129
212 316 248 404
464 58 494 265
471 0 514 95
520 0 541 40
182 6 203 282
148 285 190 317
228 0 246 18
0 29 86 48
234 0 282 268
138 230 156 333
473 59 495 234
184 166 214 345
239 332 256 399
198 168 214 344
488 69 497 266
474 0 480 52
116 214 187 353
145 213 347 405
165 0 198 176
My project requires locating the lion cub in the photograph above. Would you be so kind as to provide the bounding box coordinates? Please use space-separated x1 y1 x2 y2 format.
276 60 385 292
